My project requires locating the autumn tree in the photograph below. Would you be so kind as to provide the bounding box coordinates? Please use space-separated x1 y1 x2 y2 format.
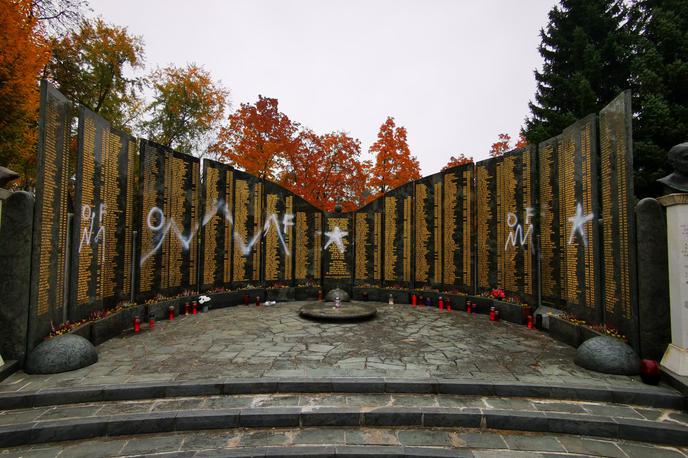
280 130 371 212
30 0 89 37
211 96 296 180
489 133 512 157
0 0 51 180
368 117 421 196
45 18 145 130
141 63 229 155
442 153 473 170
514 132 528 149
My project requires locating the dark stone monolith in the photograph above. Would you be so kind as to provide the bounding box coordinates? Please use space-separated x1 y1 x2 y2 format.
636 197 671 361
0 191 34 363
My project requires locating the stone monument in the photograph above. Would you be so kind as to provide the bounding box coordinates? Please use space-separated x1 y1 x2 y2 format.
657 192 688 376
657 143 688 194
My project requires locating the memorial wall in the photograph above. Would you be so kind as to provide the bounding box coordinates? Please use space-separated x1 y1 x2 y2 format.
231 170 263 286
292 194 323 285
30 82 640 347
414 173 443 289
262 181 294 285
382 183 414 288
598 91 638 344
198 159 234 290
442 164 474 292
70 107 137 318
354 199 383 286
137 139 200 299
539 115 601 323
322 213 353 292
29 81 73 347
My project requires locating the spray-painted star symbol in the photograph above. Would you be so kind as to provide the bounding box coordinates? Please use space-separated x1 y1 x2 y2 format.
324 225 348 254
568 203 594 247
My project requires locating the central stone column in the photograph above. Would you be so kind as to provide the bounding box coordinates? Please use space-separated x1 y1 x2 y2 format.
658 193 688 376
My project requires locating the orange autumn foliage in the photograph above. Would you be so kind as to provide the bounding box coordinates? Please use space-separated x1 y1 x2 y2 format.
211 96 296 180
280 129 372 212
442 153 473 170
490 133 512 157
0 0 50 182
515 132 528 149
368 117 421 197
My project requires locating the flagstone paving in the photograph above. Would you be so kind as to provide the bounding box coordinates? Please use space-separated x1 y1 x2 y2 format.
0 302 655 392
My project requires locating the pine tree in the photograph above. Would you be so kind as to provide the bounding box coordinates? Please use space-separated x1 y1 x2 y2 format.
629 0 688 197
524 0 631 145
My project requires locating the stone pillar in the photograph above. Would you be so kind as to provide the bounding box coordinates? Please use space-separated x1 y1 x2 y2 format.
658 193 688 376
0 191 34 364
636 198 671 360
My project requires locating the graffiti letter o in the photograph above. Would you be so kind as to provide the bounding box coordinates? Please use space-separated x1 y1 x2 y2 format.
147 207 165 231
81 204 91 220
507 212 518 228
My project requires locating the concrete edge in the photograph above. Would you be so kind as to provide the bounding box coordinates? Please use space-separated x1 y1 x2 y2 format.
0 377 683 411
0 406 686 448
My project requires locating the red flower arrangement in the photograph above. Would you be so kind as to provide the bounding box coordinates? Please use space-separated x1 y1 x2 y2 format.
490 288 505 300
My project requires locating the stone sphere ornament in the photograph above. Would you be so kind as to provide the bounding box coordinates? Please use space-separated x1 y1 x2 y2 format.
25 334 98 374
334 203 343 213
574 336 640 375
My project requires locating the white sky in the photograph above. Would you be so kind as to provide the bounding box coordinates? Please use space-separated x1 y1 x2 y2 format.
88 0 557 175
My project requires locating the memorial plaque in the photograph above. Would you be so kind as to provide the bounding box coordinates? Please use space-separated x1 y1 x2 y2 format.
322 214 352 292
293 195 322 284
70 107 137 318
231 170 263 286
599 91 638 343
199 159 234 290
383 183 414 288
262 181 294 285
442 164 474 292
476 157 500 291
538 115 600 322
538 136 563 301
354 198 383 286
414 174 443 288
137 140 199 299
29 81 72 348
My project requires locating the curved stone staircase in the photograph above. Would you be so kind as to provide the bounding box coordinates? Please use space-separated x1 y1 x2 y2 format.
0 378 686 457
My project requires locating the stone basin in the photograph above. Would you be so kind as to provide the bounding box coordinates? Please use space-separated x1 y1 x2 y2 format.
299 301 377 322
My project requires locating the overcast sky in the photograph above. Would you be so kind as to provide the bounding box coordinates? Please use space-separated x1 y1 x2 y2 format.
89 0 558 175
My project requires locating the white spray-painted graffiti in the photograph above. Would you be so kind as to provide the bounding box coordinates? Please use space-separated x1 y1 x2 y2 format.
505 208 535 252
323 225 348 254
140 199 295 266
79 204 106 263
568 202 594 247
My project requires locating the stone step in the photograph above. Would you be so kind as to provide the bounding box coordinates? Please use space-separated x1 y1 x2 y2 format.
0 402 687 448
0 377 684 410
3 426 688 457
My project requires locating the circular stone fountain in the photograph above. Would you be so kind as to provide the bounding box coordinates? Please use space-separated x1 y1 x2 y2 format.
299 288 377 322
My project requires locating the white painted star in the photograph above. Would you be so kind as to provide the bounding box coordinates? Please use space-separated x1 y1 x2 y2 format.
568 203 594 247
324 225 348 254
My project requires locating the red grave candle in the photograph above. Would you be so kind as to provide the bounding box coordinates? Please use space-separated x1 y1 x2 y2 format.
411 294 417 307
184 302 190 315
527 315 533 329
148 314 155 330
466 302 472 314
447 300 452 312
438 297 444 310
490 307 496 321
192 301 198 315
168 305 175 321
256 296 261 307
133 316 141 333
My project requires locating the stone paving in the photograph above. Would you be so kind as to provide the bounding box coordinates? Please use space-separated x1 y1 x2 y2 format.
0 302 655 392
3 427 688 457
1 393 686 427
